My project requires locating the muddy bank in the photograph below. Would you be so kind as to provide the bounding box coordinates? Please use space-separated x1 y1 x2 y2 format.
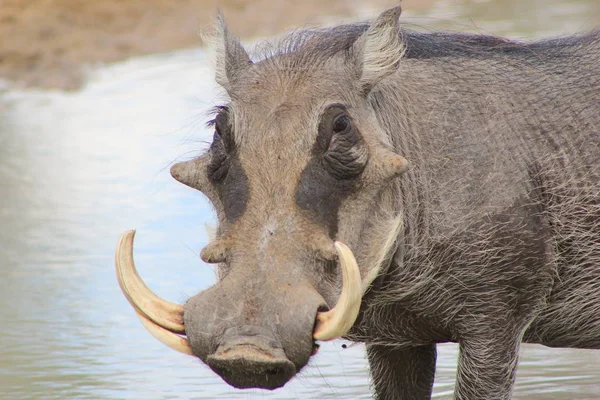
0 0 435 90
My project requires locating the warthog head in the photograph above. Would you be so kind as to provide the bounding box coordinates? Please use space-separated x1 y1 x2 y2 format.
116 6 409 389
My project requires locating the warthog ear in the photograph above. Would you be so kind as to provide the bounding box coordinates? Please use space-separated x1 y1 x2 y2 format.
214 11 253 88
352 6 405 93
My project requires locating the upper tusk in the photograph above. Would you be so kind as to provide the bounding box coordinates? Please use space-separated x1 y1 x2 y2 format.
115 230 186 334
313 241 362 341
135 309 194 356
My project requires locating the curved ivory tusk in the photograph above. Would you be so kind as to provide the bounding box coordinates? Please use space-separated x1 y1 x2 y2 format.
115 230 186 334
313 241 362 341
135 309 194 356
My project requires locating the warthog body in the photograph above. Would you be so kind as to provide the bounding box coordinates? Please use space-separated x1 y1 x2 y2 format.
118 6 599 399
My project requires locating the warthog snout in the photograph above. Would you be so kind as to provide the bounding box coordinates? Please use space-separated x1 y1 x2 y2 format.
115 231 362 389
207 346 295 390
180 241 361 388
205 326 296 389
181 263 326 389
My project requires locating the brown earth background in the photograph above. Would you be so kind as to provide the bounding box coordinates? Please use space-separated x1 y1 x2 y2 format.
0 0 437 90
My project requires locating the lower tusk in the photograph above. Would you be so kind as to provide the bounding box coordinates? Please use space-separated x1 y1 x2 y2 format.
313 241 362 341
115 230 186 334
135 309 194 356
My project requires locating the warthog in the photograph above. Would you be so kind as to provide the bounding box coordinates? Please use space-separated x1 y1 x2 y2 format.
115 6 600 399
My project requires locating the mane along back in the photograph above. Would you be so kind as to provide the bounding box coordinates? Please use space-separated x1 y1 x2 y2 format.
255 21 598 67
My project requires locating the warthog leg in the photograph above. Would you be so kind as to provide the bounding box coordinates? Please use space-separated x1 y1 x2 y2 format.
367 343 437 400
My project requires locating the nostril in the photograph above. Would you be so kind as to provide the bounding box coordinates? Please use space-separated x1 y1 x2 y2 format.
266 367 279 375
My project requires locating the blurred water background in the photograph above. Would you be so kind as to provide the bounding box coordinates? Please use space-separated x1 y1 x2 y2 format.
1 0 599 398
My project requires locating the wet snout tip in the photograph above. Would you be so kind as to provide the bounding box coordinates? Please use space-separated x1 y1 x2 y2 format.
207 345 296 389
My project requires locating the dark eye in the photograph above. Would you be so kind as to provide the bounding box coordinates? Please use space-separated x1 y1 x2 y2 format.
207 107 232 182
332 115 351 134
207 106 233 150
317 104 367 180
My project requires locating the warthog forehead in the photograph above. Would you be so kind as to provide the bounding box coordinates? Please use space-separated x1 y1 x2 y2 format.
217 115 363 244
219 147 355 236
227 62 357 122
211 35 371 238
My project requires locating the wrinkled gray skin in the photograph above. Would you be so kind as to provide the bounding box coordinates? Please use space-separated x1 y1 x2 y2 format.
170 6 600 399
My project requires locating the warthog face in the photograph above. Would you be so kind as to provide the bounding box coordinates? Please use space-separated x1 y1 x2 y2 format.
116 7 409 389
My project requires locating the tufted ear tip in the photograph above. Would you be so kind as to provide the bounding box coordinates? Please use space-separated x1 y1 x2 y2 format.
386 5 403 19
352 5 405 94
214 11 252 88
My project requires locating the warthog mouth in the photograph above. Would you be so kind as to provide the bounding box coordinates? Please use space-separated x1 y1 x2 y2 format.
114 230 362 358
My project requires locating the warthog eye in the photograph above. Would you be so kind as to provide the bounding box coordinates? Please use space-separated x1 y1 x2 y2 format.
208 132 229 182
207 107 233 182
318 104 368 180
205 106 249 221
332 115 351 134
